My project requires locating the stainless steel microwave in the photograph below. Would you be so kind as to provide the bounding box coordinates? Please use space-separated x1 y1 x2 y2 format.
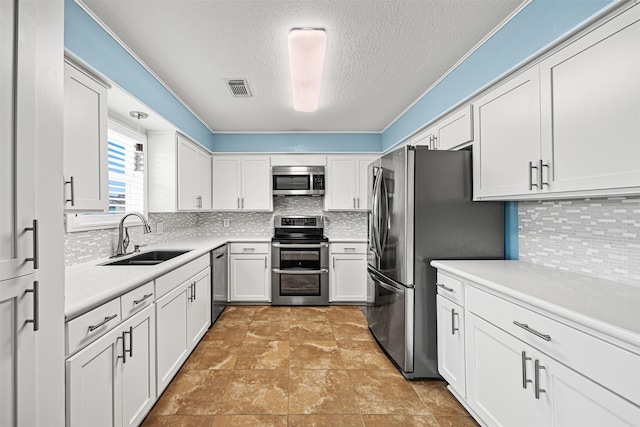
272 166 325 196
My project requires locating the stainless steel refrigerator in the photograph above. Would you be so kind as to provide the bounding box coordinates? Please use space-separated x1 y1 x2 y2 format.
367 145 504 379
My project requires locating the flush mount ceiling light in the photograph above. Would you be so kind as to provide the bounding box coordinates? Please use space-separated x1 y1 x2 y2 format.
288 28 327 113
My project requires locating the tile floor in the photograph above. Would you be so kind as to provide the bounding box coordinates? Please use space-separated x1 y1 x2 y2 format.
142 305 479 427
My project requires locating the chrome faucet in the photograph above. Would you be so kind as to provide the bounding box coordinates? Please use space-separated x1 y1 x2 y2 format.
113 212 152 257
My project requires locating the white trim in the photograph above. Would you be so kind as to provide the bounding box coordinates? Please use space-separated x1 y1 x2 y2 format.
212 131 381 135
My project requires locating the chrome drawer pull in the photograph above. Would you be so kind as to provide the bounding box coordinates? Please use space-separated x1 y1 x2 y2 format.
528 161 539 190
25 281 40 331
451 309 459 335
24 219 39 269
513 321 551 341
534 359 546 399
521 351 532 389
65 176 75 206
436 283 454 292
88 314 118 331
123 326 133 359
133 293 153 305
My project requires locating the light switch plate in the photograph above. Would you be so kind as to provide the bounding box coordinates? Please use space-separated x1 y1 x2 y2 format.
223 219 230 228
156 221 163 235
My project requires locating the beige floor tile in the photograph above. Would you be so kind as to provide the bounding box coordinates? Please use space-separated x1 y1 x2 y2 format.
252 306 291 321
289 306 330 321
142 415 216 427
337 341 397 370
330 320 374 341
326 306 368 323
183 341 241 370
289 369 359 415
411 380 469 416
288 414 365 426
434 416 481 427
290 319 335 341
204 320 250 341
290 341 344 370
217 306 257 321
245 320 290 340
348 370 430 415
149 370 232 415
362 414 440 426
216 370 289 415
212 415 287 426
234 340 290 369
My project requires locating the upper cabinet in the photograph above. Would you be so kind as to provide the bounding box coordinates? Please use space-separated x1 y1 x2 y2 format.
63 60 110 211
325 155 377 211
474 4 640 200
411 105 473 151
148 131 212 212
212 155 271 211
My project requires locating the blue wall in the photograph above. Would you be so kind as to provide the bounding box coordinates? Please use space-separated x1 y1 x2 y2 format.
212 133 381 153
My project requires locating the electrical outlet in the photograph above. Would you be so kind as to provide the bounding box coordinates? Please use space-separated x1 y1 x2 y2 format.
223 218 230 228
156 221 163 235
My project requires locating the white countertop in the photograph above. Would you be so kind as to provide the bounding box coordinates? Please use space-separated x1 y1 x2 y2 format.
65 236 270 320
326 237 368 243
431 260 640 348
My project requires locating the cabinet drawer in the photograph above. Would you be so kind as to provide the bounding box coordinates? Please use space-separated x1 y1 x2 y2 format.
436 271 464 306
467 285 640 404
66 298 121 356
155 254 209 298
229 242 269 254
331 243 367 254
120 281 155 320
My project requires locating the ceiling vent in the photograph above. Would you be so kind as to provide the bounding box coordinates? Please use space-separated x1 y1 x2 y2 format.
224 79 253 98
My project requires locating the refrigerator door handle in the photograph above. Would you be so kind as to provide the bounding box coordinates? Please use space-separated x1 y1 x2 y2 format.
371 168 384 257
380 174 390 251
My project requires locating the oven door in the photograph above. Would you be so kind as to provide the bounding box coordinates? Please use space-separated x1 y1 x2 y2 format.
271 243 329 305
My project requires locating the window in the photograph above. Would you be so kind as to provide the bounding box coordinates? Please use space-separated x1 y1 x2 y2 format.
66 120 146 232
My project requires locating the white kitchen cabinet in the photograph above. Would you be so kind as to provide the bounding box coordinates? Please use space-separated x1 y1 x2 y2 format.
147 131 212 212
410 104 473 151
212 155 272 211
538 4 640 195
325 155 377 211
186 268 211 349
436 294 466 398
229 243 270 302
330 243 367 302
66 304 156 427
63 60 109 211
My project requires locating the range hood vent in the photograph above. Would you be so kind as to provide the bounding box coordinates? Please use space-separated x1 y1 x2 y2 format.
225 79 252 98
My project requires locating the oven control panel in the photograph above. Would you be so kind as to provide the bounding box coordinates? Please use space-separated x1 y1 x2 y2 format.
277 216 323 228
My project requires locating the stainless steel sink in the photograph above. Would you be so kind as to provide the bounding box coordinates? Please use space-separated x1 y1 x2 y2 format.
102 250 192 266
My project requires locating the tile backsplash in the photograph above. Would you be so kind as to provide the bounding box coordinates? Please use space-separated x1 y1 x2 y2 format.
64 197 367 266
519 196 640 285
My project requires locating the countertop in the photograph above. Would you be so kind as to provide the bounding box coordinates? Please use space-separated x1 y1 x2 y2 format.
431 260 640 348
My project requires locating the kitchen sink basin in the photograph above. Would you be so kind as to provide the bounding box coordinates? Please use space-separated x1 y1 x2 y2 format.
102 250 192 266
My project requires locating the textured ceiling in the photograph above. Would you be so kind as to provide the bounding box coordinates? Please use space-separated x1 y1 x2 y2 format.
81 0 526 133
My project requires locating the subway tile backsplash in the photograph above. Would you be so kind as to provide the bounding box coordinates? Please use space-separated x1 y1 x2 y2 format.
519 196 640 286
64 197 367 266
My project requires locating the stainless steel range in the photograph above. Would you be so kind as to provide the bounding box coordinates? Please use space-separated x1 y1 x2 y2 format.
271 216 329 305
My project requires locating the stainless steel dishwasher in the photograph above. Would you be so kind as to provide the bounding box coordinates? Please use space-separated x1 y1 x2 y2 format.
211 244 228 324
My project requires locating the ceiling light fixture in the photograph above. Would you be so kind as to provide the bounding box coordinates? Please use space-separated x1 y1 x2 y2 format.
288 28 327 113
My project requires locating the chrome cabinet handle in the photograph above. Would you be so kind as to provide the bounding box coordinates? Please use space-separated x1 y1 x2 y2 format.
272 268 329 275
264 256 267 269
25 281 39 331
353 197 356 209
434 135 438 149
513 321 551 341
24 219 39 269
64 176 75 206
436 283 454 292
344 247 357 252
534 359 546 399
237 198 240 209
528 162 539 190
117 335 126 363
521 351 532 389
243 247 256 252
451 309 459 335
332 257 335 269
539 160 549 189
193 281 197 300
123 326 133 359
196 195 202 209
133 293 153 305
241 198 244 209
88 314 118 331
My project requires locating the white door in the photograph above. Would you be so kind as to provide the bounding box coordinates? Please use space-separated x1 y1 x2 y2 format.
436 295 466 397
177 137 199 210
326 156 356 210
121 305 156 427
212 156 241 210
187 268 211 350
63 62 109 211
155 282 189 394
66 326 123 427
539 6 640 194
0 275 36 427
466 312 537 427
229 255 269 302
330 254 367 302
356 156 376 211
473 67 541 200
437 104 473 150
241 156 271 210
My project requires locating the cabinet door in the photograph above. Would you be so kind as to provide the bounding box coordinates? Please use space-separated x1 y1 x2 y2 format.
410 129 435 148
196 151 212 210
121 306 156 427
436 295 466 397
241 156 271 210
63 62 108 211
229 254 269 302
473 67 541 200
187 268 211 351
326 156 356 210
539 6 640 194
330 254 367 302
0 275 36 427
155 282 189 394
66 326 122 427
466 312 537 427
212 156 241 210
437 104 473 150
177 136 199 211
356 156 376 211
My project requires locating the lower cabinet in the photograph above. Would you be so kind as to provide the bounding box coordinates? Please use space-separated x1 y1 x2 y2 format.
229 243 270 302
66 305 156 427
329 243 367 303
436 295 466 397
